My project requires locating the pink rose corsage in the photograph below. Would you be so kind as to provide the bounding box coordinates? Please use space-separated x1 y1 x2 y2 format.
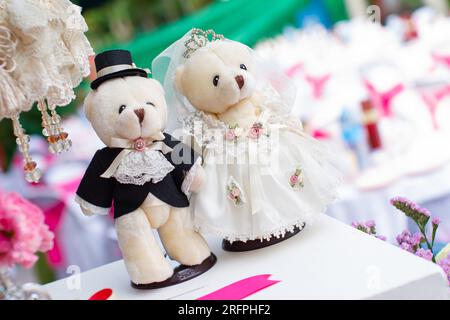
225 124 239 142
289 168 305 189
227 179 245 206
248 122 264 139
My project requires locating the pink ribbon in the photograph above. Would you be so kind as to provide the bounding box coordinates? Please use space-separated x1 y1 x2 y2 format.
305 74 331 99
364 80 405 117
197 274 280 300
421 85 450 129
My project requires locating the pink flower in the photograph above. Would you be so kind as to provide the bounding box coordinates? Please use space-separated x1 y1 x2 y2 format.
230 187 241 198
225 130 236 141
290 175 299 185
0 192 54 269
248 126 262 139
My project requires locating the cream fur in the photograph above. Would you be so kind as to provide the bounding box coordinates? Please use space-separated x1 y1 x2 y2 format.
82 75 211 285
175 41 256 116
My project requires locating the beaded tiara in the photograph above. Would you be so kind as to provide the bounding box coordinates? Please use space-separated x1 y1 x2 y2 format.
183 28 224 58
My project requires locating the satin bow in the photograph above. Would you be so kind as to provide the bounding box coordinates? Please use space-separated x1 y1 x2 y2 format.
364 80 405 117
100 132 173 179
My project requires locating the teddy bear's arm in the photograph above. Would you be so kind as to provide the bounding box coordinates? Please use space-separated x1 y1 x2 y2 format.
76 149 115 216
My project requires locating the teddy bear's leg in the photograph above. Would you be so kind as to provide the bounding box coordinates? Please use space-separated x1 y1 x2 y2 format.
158 207 211 266
115 208 173 285
144 205 170 229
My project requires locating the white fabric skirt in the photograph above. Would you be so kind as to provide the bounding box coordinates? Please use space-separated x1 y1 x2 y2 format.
190 128 341 242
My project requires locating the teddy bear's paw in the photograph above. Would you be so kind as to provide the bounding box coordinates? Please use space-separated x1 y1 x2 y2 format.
127 260 174 285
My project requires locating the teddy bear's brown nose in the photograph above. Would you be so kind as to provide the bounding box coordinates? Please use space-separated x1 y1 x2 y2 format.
235 75 244 89
134 108 145 124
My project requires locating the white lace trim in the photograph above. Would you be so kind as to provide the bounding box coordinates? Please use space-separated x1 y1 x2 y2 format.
113 150 175 186
181 157 202 195
74 195 109 216
194 218 307 243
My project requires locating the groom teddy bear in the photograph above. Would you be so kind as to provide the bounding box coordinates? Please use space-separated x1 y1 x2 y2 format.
75 49 216 289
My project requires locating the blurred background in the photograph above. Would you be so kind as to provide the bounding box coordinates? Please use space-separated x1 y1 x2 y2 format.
1 0 450 284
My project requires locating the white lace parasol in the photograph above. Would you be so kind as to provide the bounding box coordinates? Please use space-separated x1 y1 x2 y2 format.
0 0 93 182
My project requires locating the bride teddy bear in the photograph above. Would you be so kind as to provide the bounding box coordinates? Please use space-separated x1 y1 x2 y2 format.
152 29 341 251
75 49 216 289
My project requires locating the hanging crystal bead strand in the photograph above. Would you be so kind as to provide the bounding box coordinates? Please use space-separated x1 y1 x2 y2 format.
49 104 71 153
11 115 42 183
38 100 72 154
37 100 59 154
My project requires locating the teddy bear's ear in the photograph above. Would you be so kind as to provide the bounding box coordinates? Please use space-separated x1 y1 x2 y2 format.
152 78 165 95
83 92 94 122
174 65 185 94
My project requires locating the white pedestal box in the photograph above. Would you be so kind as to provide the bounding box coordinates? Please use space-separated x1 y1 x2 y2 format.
44 215 449 300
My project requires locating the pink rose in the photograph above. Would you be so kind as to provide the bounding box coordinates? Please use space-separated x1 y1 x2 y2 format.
0 192 54 268
248 126 262 139
230 187 241 198
290 175 299 185
225 130 236 141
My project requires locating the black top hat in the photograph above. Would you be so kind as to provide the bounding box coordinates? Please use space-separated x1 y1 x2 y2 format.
91 49 148 89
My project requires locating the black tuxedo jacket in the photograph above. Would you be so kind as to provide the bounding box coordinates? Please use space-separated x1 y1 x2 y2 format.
76 133 199 219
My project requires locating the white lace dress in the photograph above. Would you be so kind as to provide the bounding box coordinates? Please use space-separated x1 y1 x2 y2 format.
182 96 341 242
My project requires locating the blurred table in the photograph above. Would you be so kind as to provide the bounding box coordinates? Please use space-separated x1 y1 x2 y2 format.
43 215 448 300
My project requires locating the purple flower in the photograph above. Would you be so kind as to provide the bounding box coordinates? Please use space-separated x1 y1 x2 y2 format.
432 217 441 226
400 242 413 253
390 196 431 227
415 248 434 261
365 220 376 228
411 232 423 246
350 220 385 240
396 230 412 245
437 255 450 284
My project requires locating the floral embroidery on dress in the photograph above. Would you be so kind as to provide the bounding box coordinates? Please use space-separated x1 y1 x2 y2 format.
225 124 244 141
227 176 245 206
248 122 265 139
225 122 269 142
289 168 305 189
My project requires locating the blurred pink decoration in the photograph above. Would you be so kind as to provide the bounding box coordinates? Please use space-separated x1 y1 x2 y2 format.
285 62 303 77
41 201 65 267
311 128 332 140
364 80 404 117
432 53 450 69
0 192 54 269
305 74 331 99
421 85 450 129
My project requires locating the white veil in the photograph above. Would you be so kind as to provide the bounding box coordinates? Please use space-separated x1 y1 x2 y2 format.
151 29 298 133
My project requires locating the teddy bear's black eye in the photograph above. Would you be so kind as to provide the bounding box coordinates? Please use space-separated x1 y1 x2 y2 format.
213 75 220 87
146 102 156 107
240 64 247 71
118 105 126 114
